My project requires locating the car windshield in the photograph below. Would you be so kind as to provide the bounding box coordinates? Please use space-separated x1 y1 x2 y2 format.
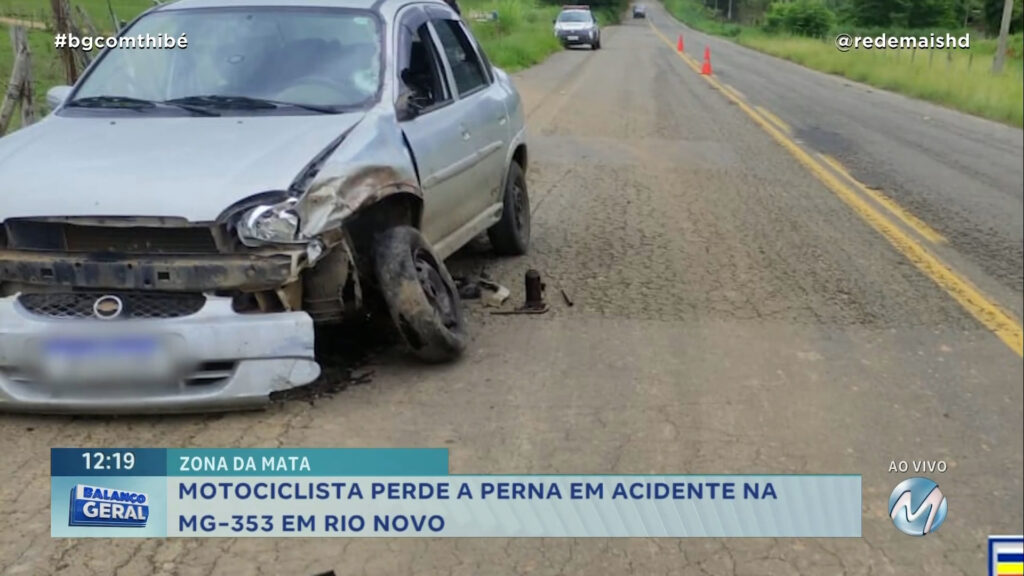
73 7 382 112
557 11 592 22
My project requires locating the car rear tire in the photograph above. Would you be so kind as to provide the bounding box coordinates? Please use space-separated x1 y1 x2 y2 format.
373 225 467 363
487 161 530 256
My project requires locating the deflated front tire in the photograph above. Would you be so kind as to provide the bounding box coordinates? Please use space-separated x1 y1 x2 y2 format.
373 226 467 363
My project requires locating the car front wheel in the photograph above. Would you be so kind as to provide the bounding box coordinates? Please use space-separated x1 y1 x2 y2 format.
373 226 467 363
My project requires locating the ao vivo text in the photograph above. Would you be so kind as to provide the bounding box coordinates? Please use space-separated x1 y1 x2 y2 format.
888 460 948 473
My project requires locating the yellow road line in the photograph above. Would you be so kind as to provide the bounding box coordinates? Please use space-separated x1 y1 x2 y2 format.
755 105 791 135
650 20 1023 357
723 84 746 101
819 154 947 244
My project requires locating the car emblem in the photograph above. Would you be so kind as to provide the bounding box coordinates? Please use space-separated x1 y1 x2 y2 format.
92 295 124 320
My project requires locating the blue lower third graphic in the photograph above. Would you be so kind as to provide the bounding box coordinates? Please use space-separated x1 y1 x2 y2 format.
69 484 149 528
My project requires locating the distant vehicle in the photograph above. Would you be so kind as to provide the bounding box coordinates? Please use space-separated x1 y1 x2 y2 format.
632 3 646 18
553 5 600 50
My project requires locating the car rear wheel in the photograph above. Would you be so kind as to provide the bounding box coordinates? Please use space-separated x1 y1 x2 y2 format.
487 161 530 256
373 226 467 363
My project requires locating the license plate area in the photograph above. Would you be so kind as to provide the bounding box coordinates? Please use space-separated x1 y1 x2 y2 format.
37 335 178 384
567 35 579 40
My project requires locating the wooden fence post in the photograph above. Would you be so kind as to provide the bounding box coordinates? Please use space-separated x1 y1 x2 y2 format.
51 0 78 84
0 26 33 135
20 33 36 127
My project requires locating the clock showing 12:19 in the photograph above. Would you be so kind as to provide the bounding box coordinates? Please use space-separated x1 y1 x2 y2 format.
81 451 136 470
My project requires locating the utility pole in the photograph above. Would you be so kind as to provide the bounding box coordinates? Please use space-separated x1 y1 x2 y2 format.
992 0 1014 73
727 0 732 20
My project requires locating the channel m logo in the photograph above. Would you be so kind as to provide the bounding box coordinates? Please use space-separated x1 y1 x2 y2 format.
888 477 948 536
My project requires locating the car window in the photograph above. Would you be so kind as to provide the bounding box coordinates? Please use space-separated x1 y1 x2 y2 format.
461 21 494 84
397 19 452 112
557 10 592 22
431 19 488 97
73 8 382 110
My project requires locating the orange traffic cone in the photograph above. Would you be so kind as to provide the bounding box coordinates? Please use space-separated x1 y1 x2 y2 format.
677 34 684 52
701 45 713 75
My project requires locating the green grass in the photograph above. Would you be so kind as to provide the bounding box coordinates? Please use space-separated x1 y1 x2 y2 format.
462 0 564 72
738 32 1023 126
0 0 152 30
663 0 1024 127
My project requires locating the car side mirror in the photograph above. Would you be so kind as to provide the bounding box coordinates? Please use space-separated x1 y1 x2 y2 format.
46 85 73 111
395 89 420 122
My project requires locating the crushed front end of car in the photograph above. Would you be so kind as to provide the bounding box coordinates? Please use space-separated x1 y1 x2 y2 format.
0 217 321 413
0 107 425 414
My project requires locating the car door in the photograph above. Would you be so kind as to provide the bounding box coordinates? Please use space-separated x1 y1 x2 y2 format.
428 11 510 222
394 6 481 247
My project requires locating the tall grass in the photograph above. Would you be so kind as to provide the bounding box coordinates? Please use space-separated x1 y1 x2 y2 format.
662 0 741 36
463 0 563 71
738 32 1023 126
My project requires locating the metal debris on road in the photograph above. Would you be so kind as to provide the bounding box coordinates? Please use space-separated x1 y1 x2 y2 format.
480 280 511 308
455 276 510 305
561 288 574 307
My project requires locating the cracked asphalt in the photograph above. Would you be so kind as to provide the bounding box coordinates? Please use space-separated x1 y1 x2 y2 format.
2 5 1022 575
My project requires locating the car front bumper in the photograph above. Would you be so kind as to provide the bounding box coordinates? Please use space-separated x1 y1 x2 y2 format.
0 294 320 414
557 30 598 44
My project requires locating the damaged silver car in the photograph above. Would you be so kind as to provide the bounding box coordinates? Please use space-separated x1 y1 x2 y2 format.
0 0 530 412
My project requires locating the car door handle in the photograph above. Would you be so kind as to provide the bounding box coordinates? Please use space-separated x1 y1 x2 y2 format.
498 115 507 126
461 127 471 140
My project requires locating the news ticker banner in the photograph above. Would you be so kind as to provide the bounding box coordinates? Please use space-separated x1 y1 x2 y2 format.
51 448 861 538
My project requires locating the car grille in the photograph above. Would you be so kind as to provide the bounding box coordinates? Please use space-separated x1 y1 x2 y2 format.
3 220 219 254
18 291 206 320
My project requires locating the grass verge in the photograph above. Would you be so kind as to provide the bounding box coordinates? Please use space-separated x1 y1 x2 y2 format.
662 0 1024 127
461 0 564 72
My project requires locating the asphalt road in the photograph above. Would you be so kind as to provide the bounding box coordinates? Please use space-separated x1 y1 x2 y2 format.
653 5 1024 318
1 5 1022 575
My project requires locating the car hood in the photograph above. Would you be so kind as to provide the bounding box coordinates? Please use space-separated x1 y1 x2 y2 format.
0 112 366 222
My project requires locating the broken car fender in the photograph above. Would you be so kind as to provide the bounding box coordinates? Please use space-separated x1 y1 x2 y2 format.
292 108 422 238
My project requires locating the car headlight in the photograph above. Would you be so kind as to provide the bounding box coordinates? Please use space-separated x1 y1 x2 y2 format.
236 198 302 246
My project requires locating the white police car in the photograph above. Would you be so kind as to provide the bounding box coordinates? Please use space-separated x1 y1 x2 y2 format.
553 5 601 49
